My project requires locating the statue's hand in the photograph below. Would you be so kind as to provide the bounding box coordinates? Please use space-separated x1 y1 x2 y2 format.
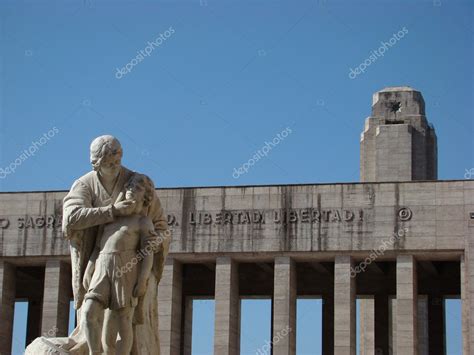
113 193 136 216
133 280 147 298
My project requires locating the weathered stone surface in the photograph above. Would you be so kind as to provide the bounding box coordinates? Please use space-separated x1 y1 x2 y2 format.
2 88 473 354
158 257 182 355
0 261 16 355
1 180 471 257
273 256 296 355
334 255 356 355
24 336 87 355
396 255 417 355
214 257 240 355
361 86 437 182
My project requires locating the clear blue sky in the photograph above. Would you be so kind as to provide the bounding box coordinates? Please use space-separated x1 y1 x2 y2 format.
1 0 472 354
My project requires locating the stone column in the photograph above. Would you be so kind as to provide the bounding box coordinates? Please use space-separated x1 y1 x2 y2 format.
272 256 296 355
396 255 417 355
374 294 389 355
322 293 334 355
334 255 356 355
417 295 429 355
183 296 193 355
214 256 240 355
467 222 474 353
0 261 16 355
389 296 427 354
158 257 182 355
26 299 42 345
389 296 396 354
41 260 71 337
428 294 445 355
461 255 470 355
359 297 374 355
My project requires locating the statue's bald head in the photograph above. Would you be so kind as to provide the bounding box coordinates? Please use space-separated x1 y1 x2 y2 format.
90 135 123 173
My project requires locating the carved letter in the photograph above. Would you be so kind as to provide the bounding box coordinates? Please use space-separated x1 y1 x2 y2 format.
332 210 341 222
289 210 298 223
312 210 321 223
301 209 310 223
0 218 9 229
242 212 251 224
343 210 354 221
35 217 45 228
203 213 212 225
322 210 330 222
273 210 281 223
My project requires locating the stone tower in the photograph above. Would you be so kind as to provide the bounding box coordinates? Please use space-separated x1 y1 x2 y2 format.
360 86 437 182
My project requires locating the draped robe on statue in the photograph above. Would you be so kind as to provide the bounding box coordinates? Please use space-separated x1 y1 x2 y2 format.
26 166 170 354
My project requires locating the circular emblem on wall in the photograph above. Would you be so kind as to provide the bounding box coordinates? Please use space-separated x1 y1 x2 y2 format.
398 207 412 221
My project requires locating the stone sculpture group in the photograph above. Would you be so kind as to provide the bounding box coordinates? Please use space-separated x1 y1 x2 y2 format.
26 135 170 354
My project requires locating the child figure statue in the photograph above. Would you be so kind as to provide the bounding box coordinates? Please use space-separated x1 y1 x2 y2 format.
81 173 161 355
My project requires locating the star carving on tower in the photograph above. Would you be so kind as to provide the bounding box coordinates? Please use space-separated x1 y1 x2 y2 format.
389 101 402 113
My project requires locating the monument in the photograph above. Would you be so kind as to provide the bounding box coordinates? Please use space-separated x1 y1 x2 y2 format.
0 87 472 355
24 136 171 354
